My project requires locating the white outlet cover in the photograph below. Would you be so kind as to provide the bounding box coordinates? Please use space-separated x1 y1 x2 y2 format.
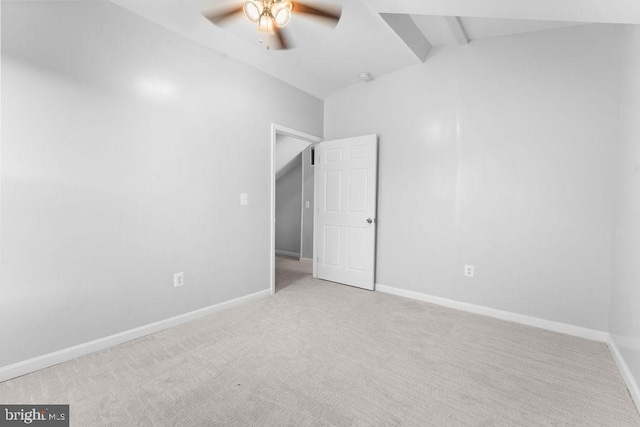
240 193 248 205
174 272 184 287
464 265 474 277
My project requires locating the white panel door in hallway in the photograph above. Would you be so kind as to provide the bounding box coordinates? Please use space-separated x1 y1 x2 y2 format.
314 135 378 290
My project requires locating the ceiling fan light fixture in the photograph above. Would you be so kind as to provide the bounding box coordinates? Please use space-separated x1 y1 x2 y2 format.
272 5 291 28
243 1 262 22
204 0 341 51
258 13 274 34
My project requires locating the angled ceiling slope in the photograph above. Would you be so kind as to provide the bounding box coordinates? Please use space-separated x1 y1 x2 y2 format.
110 0 420 99
110 0 640 99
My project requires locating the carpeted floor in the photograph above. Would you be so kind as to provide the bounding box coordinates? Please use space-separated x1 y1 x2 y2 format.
1 256 639 426
275 255 313 292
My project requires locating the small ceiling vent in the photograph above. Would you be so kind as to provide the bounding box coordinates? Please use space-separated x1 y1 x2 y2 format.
359 72 374 82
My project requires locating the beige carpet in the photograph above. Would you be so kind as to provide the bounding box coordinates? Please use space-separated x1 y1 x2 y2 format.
1 256 638 426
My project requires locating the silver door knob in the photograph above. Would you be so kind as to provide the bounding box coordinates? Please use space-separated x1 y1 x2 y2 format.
367 218 373 224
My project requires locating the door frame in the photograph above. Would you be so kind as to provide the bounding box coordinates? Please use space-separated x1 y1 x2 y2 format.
270 124 322 295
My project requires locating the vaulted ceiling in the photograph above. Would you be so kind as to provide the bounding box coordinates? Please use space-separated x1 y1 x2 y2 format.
110 0 640 99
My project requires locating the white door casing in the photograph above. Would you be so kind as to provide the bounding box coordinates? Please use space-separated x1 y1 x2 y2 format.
314 135 378 290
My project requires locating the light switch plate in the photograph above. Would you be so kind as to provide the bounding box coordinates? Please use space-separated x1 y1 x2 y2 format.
240 193 248 205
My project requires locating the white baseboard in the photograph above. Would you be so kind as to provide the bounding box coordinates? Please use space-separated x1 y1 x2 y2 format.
606 335 640 413
0 289 271 383
275 250 300 258
375 284 608 342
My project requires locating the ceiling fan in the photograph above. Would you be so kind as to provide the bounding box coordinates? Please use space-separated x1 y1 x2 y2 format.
203 0 341 50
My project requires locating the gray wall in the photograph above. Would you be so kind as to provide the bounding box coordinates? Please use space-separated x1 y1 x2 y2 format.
0 1 322 367
275 158 302 256
611 24 640 401
324 24 624 331
301 146 315 259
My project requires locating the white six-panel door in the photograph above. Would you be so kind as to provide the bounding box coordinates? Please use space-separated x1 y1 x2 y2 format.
314 135 378 290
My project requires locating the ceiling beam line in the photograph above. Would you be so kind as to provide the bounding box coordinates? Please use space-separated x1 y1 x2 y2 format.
444 16 469 45
380 13 432 63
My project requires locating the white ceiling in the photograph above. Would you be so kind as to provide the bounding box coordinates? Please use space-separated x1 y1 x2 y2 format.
369 0 640 25
411 16 585 47
110 0 640 99
111 0 417 99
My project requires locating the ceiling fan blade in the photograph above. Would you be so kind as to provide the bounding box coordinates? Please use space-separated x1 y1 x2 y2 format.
273 26 294 50
292 2 341 25
202 5 243 25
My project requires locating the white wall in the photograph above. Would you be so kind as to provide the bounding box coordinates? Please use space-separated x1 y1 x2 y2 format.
325 24 624 331
275 159 302 256
0 1 322 367
610 24 640 403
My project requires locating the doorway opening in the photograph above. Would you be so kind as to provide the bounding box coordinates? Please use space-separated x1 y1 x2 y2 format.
270 124 322 295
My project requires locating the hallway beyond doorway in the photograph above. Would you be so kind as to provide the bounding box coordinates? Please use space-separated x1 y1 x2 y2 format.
275 255 312 293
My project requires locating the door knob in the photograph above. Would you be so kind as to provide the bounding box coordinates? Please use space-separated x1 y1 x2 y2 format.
367 218 373 224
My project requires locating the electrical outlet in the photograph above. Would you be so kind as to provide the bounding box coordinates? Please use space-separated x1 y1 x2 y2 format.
240 193 248 205
174 272 184 287
464 265 474 278
305 201 310 208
